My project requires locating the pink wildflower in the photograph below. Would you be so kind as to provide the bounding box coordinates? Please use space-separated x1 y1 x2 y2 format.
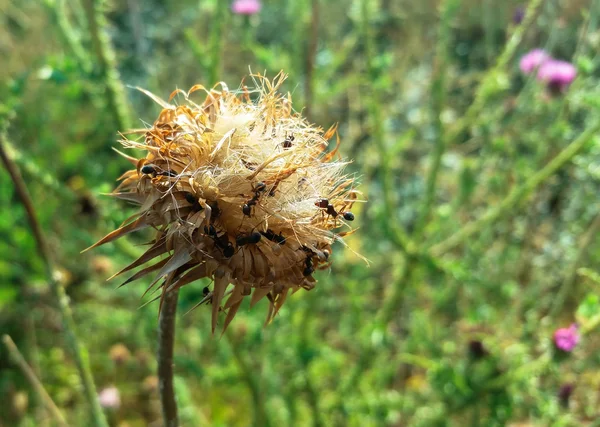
537 59 577 92
553 323 579 352
519 49 550 74
231 0 261 15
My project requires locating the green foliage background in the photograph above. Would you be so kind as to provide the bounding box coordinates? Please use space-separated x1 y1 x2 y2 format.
1 0 600 425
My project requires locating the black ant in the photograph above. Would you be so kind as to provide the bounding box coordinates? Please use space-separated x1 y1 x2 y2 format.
236 231 262 246
140 164 177 177
261 229 286 245
315 198 329 209
342 212 354 221
204 225 234 258
207 200 221 222
281 134 294 149
242 181 267 216
140 164 156 175
299 246 315 276
184 192 203 212
303 256 314 276
315 198 354 221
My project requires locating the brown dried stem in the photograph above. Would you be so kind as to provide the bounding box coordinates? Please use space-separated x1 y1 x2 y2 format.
158 289 180 427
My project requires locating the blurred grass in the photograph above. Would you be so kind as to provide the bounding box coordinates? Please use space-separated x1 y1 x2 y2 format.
1 0 600 426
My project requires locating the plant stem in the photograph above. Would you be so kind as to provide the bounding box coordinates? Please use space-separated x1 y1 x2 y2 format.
46 0 93 73
413 0 458 238
83 0 131 131
0 134 109 427
3 335 69 427
549 212 600 318
227 335 271 427
158 289 180 427
429 121 600 256
304 0 319 121
360 0 414 255
208 0 228 85
418 0 543 235
445 0 543 143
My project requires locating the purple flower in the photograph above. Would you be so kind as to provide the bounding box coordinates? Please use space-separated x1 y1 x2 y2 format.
537 59 577 92
519 49 550 74
231 0 261 15
553 323 579 352
98 386 121 409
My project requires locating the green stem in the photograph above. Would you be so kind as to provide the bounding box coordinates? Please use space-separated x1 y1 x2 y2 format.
83 0 131 131
420 0 543 235
304 0 319 121
413 0 459 238
227 336 271 427
3 335 69 427
549 212 600 318
444 0 544 144
208 0 228 85
0 133 109 427
45 0 93 73
360 0 414 255
430 121 600 256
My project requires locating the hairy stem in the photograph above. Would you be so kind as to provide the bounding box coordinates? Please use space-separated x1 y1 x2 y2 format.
158 289 180 427
430 121 600 256
3 335 69 427
0 134 108 427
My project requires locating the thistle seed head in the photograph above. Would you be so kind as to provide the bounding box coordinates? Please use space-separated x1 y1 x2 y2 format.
86 72 363 333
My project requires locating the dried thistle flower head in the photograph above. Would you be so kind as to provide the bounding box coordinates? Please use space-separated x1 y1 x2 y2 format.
86 72 363 333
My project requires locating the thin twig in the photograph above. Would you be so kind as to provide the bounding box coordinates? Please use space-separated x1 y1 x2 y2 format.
0 133 109 427
158 289 180 427
429 122 600 256
3 335 69 427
